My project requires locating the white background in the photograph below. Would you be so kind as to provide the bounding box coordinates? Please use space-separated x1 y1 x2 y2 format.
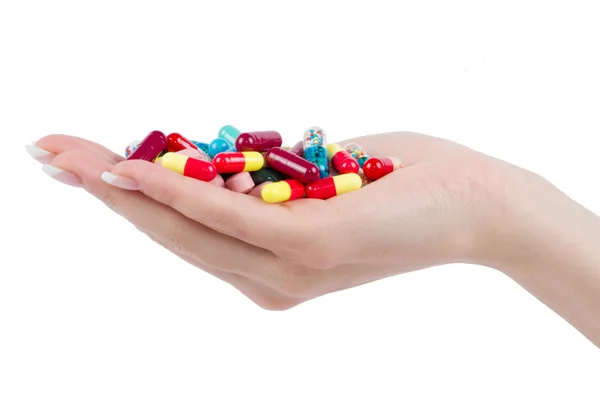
2 0 599 395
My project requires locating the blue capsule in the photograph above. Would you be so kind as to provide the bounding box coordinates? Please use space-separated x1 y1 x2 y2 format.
208 137 231 158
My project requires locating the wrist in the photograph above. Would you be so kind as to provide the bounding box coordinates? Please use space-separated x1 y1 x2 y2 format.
471 162 600 275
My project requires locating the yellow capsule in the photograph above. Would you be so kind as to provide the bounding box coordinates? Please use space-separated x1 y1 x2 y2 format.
305 173 362 199
261 180 305 204
241 151 264 172
213 151 264 173
326 143 343 161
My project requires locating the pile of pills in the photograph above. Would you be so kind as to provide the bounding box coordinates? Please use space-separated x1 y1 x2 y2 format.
124 126 403 203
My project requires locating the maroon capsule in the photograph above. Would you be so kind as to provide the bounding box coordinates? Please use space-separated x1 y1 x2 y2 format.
166 132 198 152
128 130 168 162
235 131 282 152
289 140 304 157
265 147 321 184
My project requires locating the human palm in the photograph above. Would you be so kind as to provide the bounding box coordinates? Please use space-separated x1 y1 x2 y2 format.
29 131 507 309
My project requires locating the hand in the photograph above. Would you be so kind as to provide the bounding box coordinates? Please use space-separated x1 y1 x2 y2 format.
28 131 510 310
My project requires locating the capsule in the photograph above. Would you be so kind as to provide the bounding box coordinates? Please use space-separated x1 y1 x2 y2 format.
289 140 304 157
208 137 231 158
154 150 168 163
265 147 321 184
167 133 198 152
261 180 305 204
128 130 168 162
191 140 210 155
235 131 282 152
161 152 217 182
362 157 403 181
327 143 359 175
125 140 141 158
305 173 362 200
303 126 329 178
212 151 264 173
343 142 369 168
177 147 212 162
218 125 242 147
250 168 285 185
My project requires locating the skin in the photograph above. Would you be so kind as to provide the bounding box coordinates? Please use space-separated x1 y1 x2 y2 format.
29 131 600 347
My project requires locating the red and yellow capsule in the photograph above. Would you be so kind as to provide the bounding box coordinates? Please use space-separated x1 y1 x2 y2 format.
261 179 305 204
166 132 198 152
212 151 264 173
327 143 359 174
161 152 217 182
305 173 362 199
362 157 403 181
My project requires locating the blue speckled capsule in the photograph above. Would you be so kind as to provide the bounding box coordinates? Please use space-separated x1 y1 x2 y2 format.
191 140 210 154
208 137 231 158
302 126 329 178
125 140 141 158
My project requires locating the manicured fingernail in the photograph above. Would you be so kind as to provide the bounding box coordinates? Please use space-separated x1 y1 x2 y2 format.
26 145 55 164
101 172 139 190
41 165 83 187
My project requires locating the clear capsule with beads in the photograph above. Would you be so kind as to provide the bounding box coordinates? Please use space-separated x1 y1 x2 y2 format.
343 142 369 168
302 126 329 178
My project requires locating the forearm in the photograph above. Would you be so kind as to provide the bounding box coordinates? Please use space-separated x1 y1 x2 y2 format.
484 168 600 347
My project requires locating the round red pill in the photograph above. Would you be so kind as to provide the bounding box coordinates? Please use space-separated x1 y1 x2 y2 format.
362 157 403 181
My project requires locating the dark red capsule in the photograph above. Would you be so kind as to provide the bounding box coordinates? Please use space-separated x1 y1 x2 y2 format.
265 147 321 184
235 131 282 152
128 130 168 162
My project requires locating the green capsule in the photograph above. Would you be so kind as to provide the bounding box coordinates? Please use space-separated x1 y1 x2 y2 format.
250 168 285 185
218 125 241 147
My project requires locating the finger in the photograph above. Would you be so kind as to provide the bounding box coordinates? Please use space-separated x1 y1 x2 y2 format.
109 159 307 252
31 134 125 164
48 149 295 291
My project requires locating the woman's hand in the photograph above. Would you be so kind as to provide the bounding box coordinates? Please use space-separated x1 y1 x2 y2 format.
28 131 512 310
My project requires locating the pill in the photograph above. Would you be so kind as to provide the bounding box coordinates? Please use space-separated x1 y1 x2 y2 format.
249 181 272 198
191 140 210 154
154 150 167 163
250 168 285 185
261 180 305 204
289 140 304 157
362 157 403 180
213 151 264 173
208 137 231 158
235 131 282 152
303 126 329 178
218 125 242 147
265 147 321 184
125 140 141 158
161 152 217 182
225 172 255 193
305 173 362 200
327 143 359 174
343 142 369 168
167 133 198 152
177 148 212 162
209 173 226 188
128 130 168 162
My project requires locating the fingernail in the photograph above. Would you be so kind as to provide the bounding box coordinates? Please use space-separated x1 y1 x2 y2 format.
41 165 83 187
26 145 56 164
101 172 139 190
